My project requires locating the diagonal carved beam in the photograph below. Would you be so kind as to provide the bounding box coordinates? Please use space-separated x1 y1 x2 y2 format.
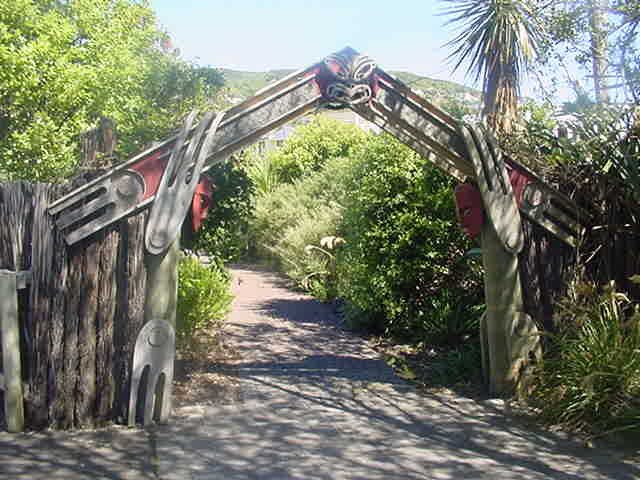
49 69 322 245
49 46 586 248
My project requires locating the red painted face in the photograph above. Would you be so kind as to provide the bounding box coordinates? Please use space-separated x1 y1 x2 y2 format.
191 177 214 232
454 183 484 239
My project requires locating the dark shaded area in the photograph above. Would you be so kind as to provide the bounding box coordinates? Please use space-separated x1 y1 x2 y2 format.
519 218 576 333
0 427 155 480
156 267 639 480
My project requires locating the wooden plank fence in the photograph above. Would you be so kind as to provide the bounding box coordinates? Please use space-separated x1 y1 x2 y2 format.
0 180 147 430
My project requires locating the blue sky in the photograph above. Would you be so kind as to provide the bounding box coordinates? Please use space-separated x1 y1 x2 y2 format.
151 1 468 82
149 0 575 102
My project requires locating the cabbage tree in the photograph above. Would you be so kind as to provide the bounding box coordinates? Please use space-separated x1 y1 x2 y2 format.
442 0 542 134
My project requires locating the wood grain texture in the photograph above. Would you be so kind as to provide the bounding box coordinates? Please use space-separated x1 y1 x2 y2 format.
113 211 147 423
95 227 119 424
75 236 100 427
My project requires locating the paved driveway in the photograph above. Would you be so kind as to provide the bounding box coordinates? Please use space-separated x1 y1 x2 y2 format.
1 265 638 479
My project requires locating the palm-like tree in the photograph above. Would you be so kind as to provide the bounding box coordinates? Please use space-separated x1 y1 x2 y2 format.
442 0 542 134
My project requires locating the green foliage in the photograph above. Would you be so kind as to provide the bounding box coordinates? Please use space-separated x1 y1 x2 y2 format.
506 103 640 207
242 147 283 196
567 106 640 205
337 134 484 342
193 157 253 262
176 255 233 346
428 340 483 387
0 0 223 181
250 156 355 300
502 101 571 171
266 115 367 182
530 281 640 437
441 0 542 132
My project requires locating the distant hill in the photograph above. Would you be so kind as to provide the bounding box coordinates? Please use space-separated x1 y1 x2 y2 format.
219 68 481 119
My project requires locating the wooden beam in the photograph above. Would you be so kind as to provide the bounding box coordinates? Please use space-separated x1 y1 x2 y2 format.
0 269 25 432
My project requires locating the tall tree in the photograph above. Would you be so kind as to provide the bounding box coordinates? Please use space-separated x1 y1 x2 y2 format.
0 0 224 181
540 0 640 104
442 0 542 134
589 0 610 103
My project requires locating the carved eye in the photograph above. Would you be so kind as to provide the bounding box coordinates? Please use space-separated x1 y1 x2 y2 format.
326 83 348 101
353 57 376 81
461 208 473 217
349 84 372 105
523 183 544 208
148 327 169 347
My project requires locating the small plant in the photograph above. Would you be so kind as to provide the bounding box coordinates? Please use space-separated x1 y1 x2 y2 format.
243 149 282 196
300 235 346 300
176 255 233 347
530 280 640 438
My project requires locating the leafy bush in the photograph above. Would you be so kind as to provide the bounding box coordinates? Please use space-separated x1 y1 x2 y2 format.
192 157 254 262
266 115 366 182
242 148 282 196
0 0 224 181
530 280 640 437
176 255 233 346
428 340 483 387
193 158 253 262
250 156 355 299
337 134 484 342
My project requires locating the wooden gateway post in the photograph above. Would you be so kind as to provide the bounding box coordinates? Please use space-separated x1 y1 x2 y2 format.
0 269 29 432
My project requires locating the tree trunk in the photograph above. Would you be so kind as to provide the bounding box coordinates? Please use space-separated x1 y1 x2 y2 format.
589 0 609 104
483 66 518 135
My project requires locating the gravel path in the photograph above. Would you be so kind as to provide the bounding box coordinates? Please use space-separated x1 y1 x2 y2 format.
156 265 638 480
1 264 638 479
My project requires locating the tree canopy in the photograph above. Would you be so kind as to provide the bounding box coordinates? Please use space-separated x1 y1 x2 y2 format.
0 0 224 181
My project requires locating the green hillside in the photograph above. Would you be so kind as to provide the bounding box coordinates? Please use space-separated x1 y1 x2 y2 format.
219 68 481 119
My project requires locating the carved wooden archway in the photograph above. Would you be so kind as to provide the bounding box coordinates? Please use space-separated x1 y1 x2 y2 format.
47 47 585 423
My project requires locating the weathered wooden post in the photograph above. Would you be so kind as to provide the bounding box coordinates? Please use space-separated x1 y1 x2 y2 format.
0 269 29 432
127 110 225 425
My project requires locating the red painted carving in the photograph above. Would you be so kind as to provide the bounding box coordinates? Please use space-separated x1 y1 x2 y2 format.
454 183 484 239
191 176 214 232
315 47 379 107
506 162 533 207
129 148 171 200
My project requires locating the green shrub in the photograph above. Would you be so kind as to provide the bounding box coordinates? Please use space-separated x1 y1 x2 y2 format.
337 134 484 343
530 280 640 437
243 148 283 196
428 340 483 387
250 156 355 299
192 157 254 262
266 115 367 182
176 256 233 346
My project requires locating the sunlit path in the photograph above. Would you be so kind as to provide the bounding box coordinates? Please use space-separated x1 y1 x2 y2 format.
155 265 638 480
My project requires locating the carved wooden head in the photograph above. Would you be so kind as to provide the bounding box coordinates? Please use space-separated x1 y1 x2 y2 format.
454 183 484 239
191 176 214 232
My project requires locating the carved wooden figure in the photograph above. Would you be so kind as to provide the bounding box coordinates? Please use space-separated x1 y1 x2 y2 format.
128 319 175 426
459 124 541 395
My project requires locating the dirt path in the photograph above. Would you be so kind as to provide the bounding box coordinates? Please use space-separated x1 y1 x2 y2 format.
156 265 639 480
1 264 638 479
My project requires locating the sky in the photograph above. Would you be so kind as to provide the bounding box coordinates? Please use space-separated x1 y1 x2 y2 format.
149 0 575 102
151 1 471 82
